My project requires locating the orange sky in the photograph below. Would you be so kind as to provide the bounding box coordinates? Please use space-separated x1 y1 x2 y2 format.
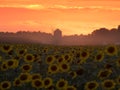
0 0 120 35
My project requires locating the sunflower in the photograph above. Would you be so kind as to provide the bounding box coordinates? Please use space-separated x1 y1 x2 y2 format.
97 69 112 80
17 49 27 56
47 85 55 90
56 79 68 89
7 49 14 56
105 45 118 56
54 54 60 59
80 50 89 60
31 79 44 89
65 85 77 90
43 77 53 88
6 60 14 68
1 44 13 53
18 73 31 83
13 78 22 87
42 47 48 54
94 52 104 62
59 62 70 72
84 81 99 90
68 71 77 79
0 81 11 90
21 64 32 72
24 53 35 63
33 54 41 62
6 59 19 69
75 58 86 64
64 53 73 64
70 49 76 54
31 73 42 81
48 64 59 74
102 79 116 90
57 56 65 64
63 54 71 61
45 55 55 65
1 61 8 71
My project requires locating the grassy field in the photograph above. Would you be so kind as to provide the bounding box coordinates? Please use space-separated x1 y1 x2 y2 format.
0 43 120 90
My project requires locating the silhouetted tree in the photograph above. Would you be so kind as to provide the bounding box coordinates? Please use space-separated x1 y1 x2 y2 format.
0 25 120 45
92 28 109 36
118 25 120 31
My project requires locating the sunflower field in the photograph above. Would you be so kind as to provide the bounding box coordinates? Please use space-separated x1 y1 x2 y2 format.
0 43 120 90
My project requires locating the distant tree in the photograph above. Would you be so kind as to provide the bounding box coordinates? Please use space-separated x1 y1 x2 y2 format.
118 25 120 30
92 28 109 36
110 28 117 32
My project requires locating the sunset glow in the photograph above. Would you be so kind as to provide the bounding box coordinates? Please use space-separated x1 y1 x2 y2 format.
0 0 120 35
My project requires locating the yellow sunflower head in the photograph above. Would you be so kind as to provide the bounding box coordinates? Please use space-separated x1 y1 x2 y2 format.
17 49 27 56
57 56 65 64
31 79 44 89
13 78 22 87
102 79 116 90
24 53 35 63
48 64 59 74
42 47 48 53
0 81 11 90
45 55 55 65
105 45 118 56
1 44 13 53
6 59 19 69
18 73 31 83
68 71 77 79
94 52 104 62
31 73 42 81
1 61 8 71
80 50 89 60
63 54 71 61
21 64 32 72
97 69 112 80
59 62 70 72
84 81 99 90
43 77 53 88
56 79 68 89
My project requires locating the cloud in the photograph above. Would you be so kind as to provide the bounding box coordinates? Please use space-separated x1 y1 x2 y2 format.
0 3 120 11
0 4 45 9
52 5 120 11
